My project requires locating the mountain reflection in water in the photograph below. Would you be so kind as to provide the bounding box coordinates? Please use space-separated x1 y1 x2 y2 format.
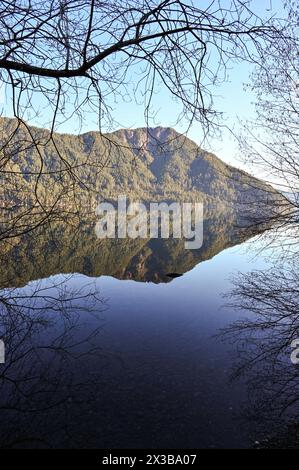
0 210 276 448
0 210 259 287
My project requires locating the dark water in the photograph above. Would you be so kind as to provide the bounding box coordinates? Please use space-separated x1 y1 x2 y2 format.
0 213 290 449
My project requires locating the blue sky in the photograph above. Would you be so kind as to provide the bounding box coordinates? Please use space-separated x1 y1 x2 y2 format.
0 0 285 180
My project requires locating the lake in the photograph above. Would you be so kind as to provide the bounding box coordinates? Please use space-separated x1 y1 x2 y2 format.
0 212 293 449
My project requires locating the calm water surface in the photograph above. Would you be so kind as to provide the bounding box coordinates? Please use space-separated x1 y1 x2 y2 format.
0 216 281 448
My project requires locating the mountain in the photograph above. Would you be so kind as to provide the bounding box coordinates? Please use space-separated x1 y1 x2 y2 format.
0 118 287 285
0 117 286 215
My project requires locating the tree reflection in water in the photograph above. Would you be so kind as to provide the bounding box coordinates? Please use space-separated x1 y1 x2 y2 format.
222 258 299 447
0 277 107 448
